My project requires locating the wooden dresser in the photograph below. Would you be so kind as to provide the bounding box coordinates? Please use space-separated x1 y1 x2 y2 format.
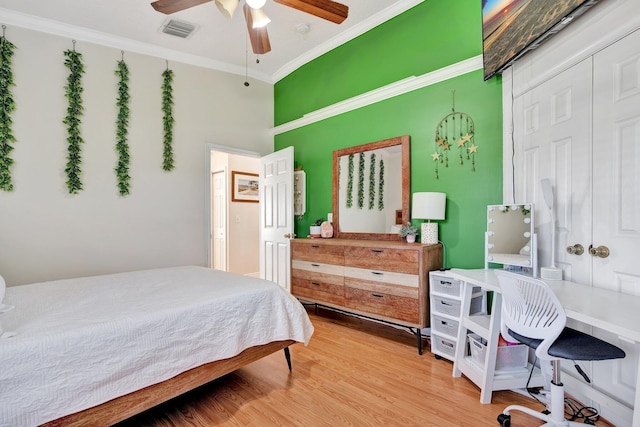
290 238 442 353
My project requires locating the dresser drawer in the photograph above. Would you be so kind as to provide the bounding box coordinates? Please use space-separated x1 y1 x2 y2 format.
291 241 345 264
291 270 344 306
292 259 344 276
344 266 418 288
344 284 419 324
344 246 419 275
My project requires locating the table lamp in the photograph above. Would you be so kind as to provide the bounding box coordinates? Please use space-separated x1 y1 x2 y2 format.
412 192 446 244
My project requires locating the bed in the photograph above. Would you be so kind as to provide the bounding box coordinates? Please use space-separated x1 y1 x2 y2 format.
0 266 314 426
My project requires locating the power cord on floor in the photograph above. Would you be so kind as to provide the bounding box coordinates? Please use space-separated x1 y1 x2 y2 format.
564 396 600 425
524 357 601 425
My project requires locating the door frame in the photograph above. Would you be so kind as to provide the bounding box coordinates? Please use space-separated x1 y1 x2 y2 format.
205 143 261 269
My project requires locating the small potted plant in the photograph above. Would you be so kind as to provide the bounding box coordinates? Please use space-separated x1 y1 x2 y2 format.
399 222 418 243
309 218 323 238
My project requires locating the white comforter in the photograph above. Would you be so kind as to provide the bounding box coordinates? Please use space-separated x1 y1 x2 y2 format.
0 266 314 427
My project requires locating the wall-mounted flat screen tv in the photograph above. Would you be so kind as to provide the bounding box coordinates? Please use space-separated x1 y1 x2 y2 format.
482 0 600 80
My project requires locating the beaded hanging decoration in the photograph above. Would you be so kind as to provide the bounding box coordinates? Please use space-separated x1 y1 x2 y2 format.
433 91 477 179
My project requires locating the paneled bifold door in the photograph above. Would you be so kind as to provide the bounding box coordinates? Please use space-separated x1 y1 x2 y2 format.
513 29 640 424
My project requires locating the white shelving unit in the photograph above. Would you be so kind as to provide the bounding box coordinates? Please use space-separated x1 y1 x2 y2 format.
448 269 545 404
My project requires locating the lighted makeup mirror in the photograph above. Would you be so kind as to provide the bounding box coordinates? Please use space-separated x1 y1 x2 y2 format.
485 204 538 276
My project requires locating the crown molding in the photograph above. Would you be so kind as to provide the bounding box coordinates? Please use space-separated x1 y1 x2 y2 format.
0 1 424 85
272 55 483 136
272 0 425 83
0 7 273 83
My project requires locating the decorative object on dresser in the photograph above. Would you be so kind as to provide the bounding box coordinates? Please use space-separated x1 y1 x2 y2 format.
398 222 418 243
291 238 442 354
412 192 446 244
320 221 333 238
309 218 323 238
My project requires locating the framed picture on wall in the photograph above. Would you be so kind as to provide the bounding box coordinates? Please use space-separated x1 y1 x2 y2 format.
231 171 259 203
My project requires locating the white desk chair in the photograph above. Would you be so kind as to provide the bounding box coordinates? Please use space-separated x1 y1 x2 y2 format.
495 270 625 427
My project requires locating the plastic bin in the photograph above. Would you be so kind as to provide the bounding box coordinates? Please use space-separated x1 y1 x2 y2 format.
430 274 462 297
468 333 528 372
496 344 529 372
431 334 457 359
432 295 462 317
432 314 459 337
468 333 487 367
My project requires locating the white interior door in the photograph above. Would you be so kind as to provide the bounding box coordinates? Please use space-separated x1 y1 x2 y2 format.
212 171 227 271
513 59 592 284
260 146 294 290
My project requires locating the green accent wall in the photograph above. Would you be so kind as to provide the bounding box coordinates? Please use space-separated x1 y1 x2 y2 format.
274 0 503 269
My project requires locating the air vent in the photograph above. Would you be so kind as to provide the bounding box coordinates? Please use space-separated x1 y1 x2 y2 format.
161 19 196 38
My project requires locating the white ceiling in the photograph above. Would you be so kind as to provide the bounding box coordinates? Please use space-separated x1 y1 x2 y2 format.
0 0 423 83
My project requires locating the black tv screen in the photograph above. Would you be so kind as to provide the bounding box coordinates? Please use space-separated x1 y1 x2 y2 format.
482 0 600 80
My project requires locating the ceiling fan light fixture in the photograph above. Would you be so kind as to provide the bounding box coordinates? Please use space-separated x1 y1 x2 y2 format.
215 0 239 19
246 0 267 8
250 7 271 28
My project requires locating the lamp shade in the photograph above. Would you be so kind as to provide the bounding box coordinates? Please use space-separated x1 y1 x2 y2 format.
412 192 446 220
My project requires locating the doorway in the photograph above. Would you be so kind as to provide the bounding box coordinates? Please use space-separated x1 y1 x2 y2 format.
207 144 261 277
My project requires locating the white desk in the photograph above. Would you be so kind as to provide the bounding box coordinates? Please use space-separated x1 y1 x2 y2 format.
447 268 640 427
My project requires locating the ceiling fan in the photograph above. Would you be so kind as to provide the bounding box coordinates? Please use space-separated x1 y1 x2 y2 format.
151 0 349 55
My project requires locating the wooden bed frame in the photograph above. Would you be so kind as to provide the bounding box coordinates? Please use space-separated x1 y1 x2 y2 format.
42 339 295 427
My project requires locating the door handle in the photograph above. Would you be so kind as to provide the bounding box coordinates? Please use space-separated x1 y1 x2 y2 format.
284 233 296 239
588 244 610 258
566 244 584 255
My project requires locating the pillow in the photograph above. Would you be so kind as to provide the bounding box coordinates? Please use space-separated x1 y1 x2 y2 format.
0 274 17 338
0 273 5 305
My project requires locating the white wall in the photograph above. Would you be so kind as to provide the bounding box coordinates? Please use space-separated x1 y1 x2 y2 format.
0 26 273 286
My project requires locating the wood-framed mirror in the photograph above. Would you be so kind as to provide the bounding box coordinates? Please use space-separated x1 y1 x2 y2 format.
332 135 410 240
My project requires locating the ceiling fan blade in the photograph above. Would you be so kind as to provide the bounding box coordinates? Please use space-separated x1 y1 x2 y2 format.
273 0 348 24
244 4 272 55
151 0 212 14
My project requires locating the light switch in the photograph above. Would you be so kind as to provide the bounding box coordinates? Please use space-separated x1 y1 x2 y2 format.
327 213 333 223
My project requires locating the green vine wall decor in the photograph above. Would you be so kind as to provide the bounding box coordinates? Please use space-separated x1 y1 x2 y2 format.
161 67 175 171
63 44 85 194
378 158 384 210
346 153 354 208
368 153 376 210
357 152 364 209
115 56 130 196
0 29 16 192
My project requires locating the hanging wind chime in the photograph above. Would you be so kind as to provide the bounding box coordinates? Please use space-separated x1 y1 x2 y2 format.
432 91 478 179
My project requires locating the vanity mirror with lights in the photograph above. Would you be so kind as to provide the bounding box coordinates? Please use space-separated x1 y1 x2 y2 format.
485 204 538 276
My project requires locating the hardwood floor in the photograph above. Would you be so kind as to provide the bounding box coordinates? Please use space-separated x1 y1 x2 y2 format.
115 307 613 427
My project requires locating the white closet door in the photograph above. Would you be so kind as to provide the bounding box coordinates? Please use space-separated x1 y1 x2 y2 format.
591 28 640 410
592 29 640 295
513 59 592 285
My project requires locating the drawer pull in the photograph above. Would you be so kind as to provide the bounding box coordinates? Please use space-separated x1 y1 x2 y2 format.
371 249 384 253
311 282 320 286
439 300 453 307
371 271 384 276
311 263 320 267
371 293 384 298
311 245 320 248
440 281 452 287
